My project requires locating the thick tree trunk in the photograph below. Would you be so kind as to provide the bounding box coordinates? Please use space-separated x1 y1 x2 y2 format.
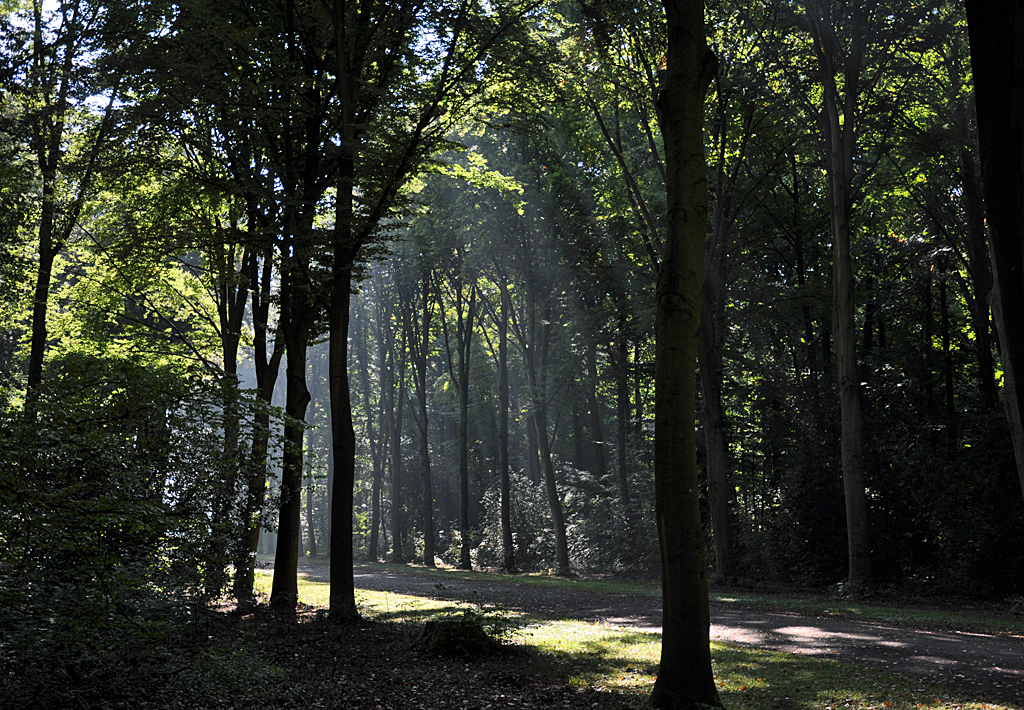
648 1 721 708
270 271 312 611
965 0 1024 501
328 260 359 618
25 238 56 420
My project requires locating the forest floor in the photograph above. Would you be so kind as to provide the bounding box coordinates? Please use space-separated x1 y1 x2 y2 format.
255 560 1024 709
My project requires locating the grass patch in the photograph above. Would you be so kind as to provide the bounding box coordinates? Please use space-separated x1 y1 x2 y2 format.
352 559 661 597
519 621 1018 709
252 570 1018 710
255 569 455 620
280 558 1024 637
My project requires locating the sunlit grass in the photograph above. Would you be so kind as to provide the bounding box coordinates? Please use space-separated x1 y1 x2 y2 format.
354 559 661 597
306 561 1024 636
252 570 1018 710
254 569 461 620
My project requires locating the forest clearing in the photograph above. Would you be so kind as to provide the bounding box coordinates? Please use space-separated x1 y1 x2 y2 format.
4 0 1024 709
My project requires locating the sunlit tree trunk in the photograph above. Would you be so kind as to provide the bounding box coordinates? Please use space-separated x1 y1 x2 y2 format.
648 0 721 706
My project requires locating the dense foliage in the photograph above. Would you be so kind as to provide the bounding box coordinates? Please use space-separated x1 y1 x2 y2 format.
2 0 1024 703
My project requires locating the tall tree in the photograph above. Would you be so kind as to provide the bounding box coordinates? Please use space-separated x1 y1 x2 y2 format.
439 241 479 570
406 263 437 567
802 0 873 588
965 0 1024 501
648 0 722 706
327 0 540 617
18 0 125 418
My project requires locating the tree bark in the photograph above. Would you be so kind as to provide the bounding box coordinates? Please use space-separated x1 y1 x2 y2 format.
806 1 872 588
408 273 436 567
388 329 408 564
616 309 631 506
457 286 476 570
648 0 721 707
328 257 359 617
585 335 609 482
959 141 998 410
498 280 516 571
965 0 1024 501
699 63 743 581
270 265 313 611
233 251 283 609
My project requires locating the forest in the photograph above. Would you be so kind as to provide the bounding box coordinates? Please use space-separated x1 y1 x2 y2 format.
2 0 1024 708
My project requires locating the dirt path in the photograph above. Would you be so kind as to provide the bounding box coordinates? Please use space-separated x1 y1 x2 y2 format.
290 563 1024 706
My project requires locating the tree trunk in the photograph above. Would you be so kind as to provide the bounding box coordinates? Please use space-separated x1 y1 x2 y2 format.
959 142 998 410
328 258 359 617
634 342 645 443
965 0 1024 501
360 299 385 562
270 269 313 611
388 329 407 564
585 336 609 482
525 411 541 486
457 287 476 570
514 295 570 575
648 0 721 707
234 250 283 609
699 62 740 581
616 310 631 506
409 273 436 567
939 264 956 448
498 282 516 571
807 2 872 588
534 404 570 575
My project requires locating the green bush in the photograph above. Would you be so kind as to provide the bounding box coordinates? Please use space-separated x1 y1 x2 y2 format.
0 354 283 707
